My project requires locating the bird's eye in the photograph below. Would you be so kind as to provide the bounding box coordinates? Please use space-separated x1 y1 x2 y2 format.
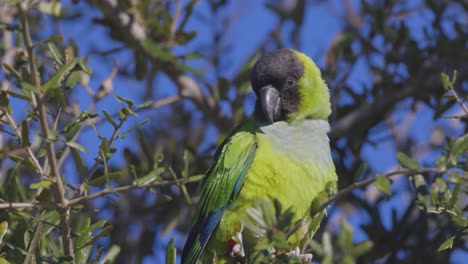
287 77 295 86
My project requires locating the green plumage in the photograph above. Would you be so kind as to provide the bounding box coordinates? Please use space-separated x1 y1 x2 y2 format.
182 49 337 264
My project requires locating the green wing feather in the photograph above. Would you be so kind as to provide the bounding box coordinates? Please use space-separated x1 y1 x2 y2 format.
181 121 259 264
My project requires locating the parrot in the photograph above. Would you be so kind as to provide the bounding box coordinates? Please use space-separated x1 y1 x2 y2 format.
181 48 337 264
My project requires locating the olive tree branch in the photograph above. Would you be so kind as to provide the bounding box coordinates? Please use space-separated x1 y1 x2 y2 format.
84 113 128 182
18 3 74 259
288 167 444 239
0 201 55 209
82 95 181 128
67 176 202 207
445 71 468 116
2 110 44 177
312 167 444 217
0 176 202 209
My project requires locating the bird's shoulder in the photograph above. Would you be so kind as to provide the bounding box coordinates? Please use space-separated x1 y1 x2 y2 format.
197 120 260 213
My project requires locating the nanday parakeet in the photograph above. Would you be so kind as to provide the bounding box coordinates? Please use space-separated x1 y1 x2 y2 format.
182 49 337 263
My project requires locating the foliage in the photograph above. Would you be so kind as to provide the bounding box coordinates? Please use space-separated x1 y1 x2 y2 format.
0 1 466 264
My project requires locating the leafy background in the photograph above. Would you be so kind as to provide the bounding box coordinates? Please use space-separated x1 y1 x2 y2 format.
0 0 466 263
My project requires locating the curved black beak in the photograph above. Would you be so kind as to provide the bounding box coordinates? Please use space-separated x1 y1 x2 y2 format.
259 85 281 123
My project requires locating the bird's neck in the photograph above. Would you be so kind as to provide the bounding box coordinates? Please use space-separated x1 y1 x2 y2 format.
257 119 332 164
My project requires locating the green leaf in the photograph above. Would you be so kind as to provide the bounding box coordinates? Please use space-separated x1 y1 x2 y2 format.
38 1 62 16
141 40 175 62
62 111 98 135
174 62 202 75
99 137 115 160
396 152 421 172
448 182 461 210
411 174 430 209
65 71 81 88
133 164 163 185
1 63 21 80
187 174 204 182
182 149 189 178
66 141 89 154
169 166 192 205
48 42 64 65
451 215 468 227
77 60 92 74
338 219 353 249
100 245 121 263
118 106 137 119
102 110 117 128
375 173 392 196
0 221 7 245
78 226 113 249
34 189 52 201
29 179 53 189
165 238 176 264
351 240 373 257
135 100 153 109
353 163 367 181
436 155 448 171
450 134 468 161
20 119 30 147
119 120 148 139
441 72 451 90
115 95 134 107
437 236 455 252
88 171 123 186
21 82 37 93
70 147 88 177
42 58 78 91
38 34 63 45
5 90 30 101
83 219 107 235
65 123 81 141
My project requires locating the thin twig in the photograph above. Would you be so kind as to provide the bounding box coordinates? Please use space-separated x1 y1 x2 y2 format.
446 73 468 116
169 0 182 44
83 95 180 180
0 176 202 210
83 95 181 128
3 110 44 177
84 114 127 181
0 201 55 209
312 167 444 216
23 218 45 264
68 176 202 207
18 3 74 259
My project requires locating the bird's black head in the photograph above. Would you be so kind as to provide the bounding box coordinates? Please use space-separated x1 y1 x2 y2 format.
250 48 304 123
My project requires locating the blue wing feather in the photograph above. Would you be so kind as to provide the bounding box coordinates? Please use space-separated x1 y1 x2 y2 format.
181 121 259 264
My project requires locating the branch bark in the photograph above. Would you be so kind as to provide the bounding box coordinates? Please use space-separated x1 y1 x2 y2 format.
312 167 444 216
18 3 74 260
0 176 201 209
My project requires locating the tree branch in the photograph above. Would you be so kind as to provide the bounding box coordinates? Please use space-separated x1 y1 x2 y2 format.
3 110 44 177
0 177 202 210
446 72 468 116
312 167 444 216
18 3 74 259
329 65 468 142
68 176 201 207
0 201 55 209
88 0 231 130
